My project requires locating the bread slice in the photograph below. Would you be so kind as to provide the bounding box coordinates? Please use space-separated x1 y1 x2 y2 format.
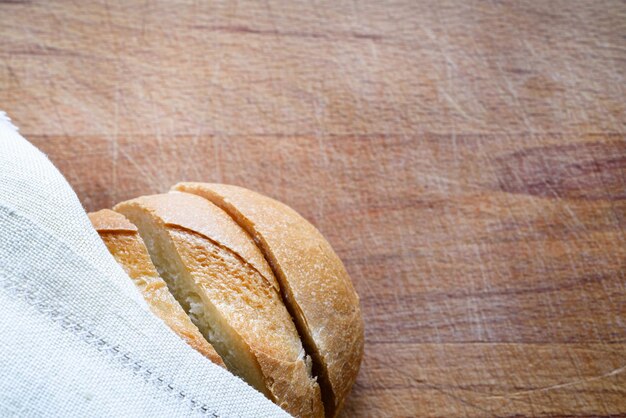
173 183 364 417
114 193 323 418
88 209 225 367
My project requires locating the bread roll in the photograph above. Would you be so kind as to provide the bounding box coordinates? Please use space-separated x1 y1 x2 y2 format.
173 183 364 417
114 193 323 418
88 209 224 367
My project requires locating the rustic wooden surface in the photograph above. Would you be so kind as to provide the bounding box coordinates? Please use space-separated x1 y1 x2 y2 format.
1 1 625 416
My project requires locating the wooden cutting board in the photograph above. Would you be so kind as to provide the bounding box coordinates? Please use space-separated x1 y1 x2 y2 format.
1 1 625 416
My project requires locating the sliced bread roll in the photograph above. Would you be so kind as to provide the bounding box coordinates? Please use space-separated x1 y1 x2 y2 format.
88 209 225 367
114 193 323 418
173 183 364 417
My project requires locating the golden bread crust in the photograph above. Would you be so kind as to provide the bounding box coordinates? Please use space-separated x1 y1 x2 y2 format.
114 196 323 418
174 183 364 417
89 207 138 232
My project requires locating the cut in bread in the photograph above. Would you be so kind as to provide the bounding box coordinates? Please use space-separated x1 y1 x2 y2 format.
174 183 364 417
88 209 225 367
114 193 323 418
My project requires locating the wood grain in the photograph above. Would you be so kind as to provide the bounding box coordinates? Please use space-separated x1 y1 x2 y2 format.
1 1 625 416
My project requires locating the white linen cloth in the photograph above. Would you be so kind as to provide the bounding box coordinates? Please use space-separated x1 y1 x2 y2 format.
0 112 289 418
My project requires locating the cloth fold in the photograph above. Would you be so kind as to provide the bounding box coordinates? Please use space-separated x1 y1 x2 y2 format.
0 112 288 417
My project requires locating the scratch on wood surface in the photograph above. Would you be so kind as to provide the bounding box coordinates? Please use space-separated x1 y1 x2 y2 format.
485 364 626 400
118 147 159 190
441 88 484 128
423 26 480 129
188 24 383 42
